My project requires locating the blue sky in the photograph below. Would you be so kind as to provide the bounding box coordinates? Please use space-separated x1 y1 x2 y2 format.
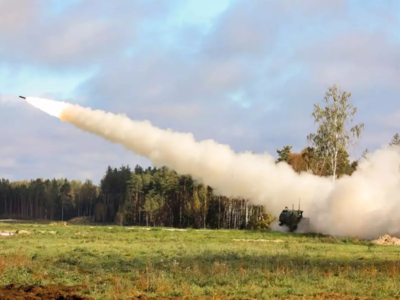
1 0 400 183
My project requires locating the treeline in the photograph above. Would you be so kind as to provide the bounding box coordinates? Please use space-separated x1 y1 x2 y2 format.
276 146 358 177
94 165 271 229
0 178 97 222
0 165 271 229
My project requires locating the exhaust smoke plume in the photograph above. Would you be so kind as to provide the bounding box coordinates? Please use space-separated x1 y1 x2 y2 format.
25 96 400 239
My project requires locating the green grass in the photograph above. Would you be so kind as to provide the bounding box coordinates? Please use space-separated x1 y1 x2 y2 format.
0 222 399 299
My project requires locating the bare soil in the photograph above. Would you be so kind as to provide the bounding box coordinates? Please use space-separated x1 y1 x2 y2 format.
0 283 94 300
127 294 400 300
0 285 397 300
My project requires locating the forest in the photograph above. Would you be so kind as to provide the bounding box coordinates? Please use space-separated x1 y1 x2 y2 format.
1 85 400 229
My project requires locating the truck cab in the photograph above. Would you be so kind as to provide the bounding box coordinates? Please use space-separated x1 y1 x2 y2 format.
278 206 304 232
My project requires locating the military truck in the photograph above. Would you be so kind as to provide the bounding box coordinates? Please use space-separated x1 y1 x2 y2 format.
278 202 309 232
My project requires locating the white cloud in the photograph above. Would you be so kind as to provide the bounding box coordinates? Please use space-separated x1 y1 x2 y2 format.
1 0 400 182
0 0 169 68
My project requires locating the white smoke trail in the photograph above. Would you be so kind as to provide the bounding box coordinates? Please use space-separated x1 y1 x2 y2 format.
25 96 400 239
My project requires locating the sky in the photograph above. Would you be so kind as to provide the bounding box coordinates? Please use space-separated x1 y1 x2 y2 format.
1 0 400 184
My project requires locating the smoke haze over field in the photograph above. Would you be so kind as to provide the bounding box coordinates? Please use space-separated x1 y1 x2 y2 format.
25 96 400 239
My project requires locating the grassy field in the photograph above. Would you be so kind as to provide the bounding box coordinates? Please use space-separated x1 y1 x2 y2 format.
0 222 399 299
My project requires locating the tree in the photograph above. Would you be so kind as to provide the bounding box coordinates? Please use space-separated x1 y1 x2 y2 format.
143 189 162 226
127 173 143 224
192 186 201 228
390 133 400 146
300 147 327 175
334 148 351 178
59 180 72 221
276 146 292 163
362 148 369 159
307 84 364 182
81 179 98 217
287 153 307 173
198 185 209 228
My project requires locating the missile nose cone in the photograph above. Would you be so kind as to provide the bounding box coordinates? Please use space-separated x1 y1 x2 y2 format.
19 96 26 99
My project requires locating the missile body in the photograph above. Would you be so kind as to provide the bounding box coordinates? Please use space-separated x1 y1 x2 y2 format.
19 96 26 99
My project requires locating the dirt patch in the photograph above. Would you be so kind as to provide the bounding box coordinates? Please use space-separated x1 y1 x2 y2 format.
372 234 400 246
0 286 393 300
0 283 93 300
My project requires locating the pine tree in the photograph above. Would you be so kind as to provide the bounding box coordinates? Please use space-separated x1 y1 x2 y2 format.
276 146 292 162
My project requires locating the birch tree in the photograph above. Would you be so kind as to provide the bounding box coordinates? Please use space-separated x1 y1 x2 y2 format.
307 84 364 182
